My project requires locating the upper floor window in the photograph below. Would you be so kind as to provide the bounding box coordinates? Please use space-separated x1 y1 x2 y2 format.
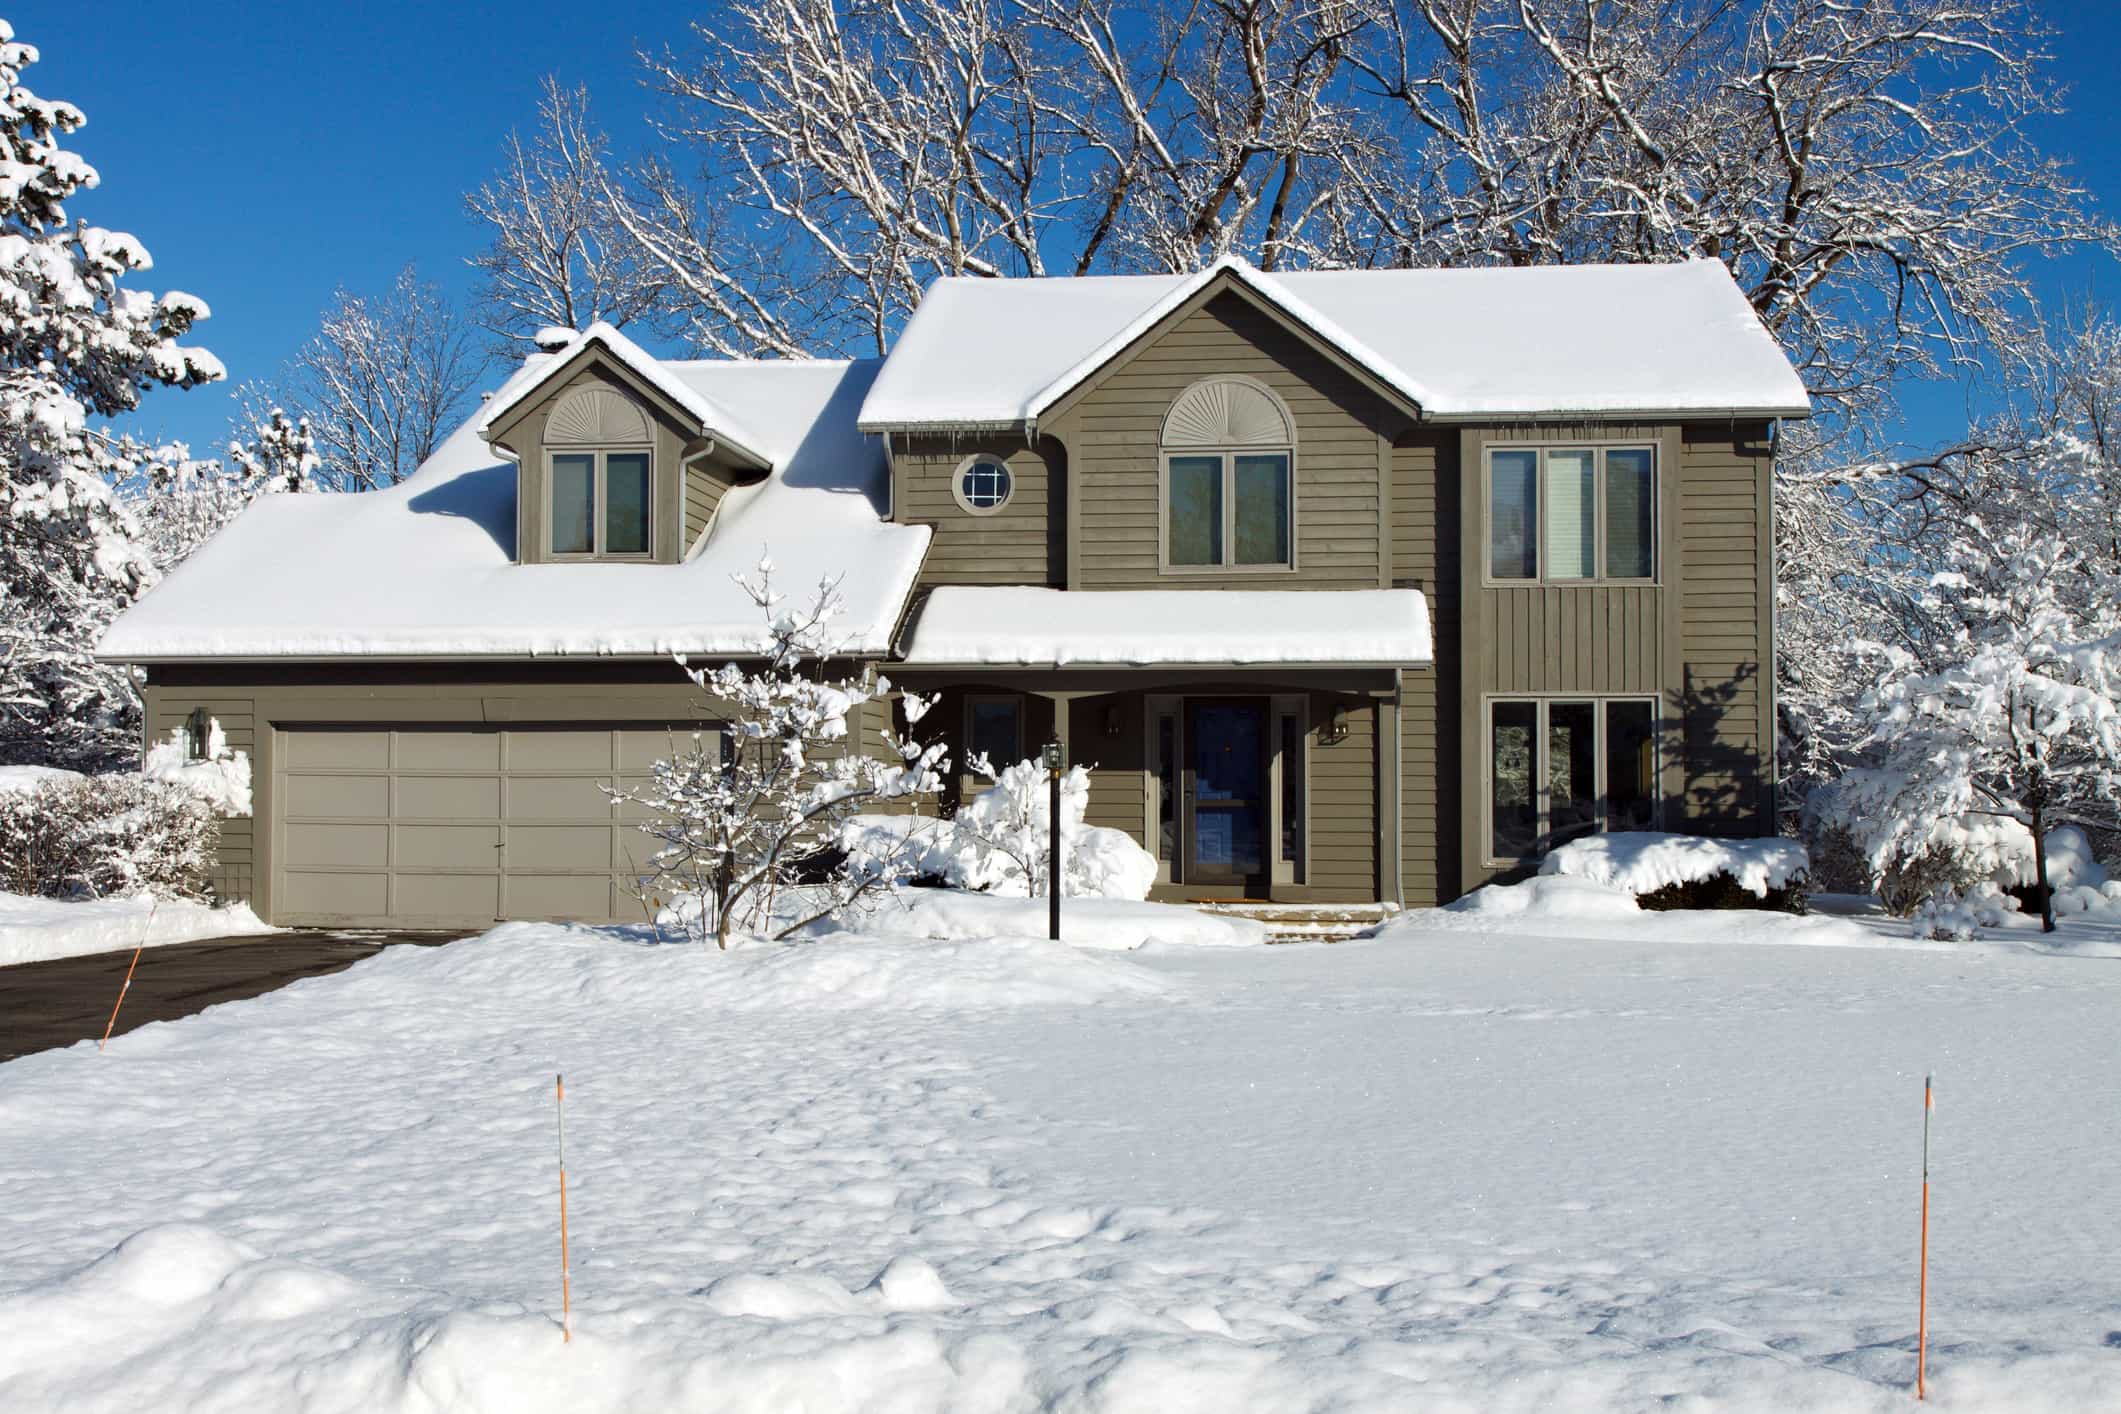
1160 376 1295 572
1487 445 1656 584
952 454 1013 515
546 385 653 560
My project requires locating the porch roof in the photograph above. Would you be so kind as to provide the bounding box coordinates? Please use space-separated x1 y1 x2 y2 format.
896 587 1432 669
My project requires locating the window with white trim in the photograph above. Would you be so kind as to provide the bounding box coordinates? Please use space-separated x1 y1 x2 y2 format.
1161 376 1295 571
1486 445 1656 584
550 450 651 557
1487 697 1659 861
952 454 1013 514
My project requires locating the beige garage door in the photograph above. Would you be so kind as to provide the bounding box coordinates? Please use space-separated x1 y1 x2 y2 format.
274 725 716 928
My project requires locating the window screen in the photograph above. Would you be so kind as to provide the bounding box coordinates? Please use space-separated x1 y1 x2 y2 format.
1489 450 1539 579
604 452 650 555
1545 450 1595 580
551 454 595 555
1167 456 1224 566
1604 449 1655 579
1234 453 1291 565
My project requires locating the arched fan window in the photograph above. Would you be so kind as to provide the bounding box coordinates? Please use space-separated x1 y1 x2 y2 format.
545 386 653 558
1159 376 1295 570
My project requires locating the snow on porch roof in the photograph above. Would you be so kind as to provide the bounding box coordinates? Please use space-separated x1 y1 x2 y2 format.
896 587 1434 668
858 256 1811 430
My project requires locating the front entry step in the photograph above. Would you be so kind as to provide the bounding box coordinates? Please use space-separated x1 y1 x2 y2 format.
1193 901 1401 944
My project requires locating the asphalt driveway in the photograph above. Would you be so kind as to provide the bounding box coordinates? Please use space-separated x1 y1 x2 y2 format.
0 932 463 1062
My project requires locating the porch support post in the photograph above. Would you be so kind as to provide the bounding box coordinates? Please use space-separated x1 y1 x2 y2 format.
1382 670 1404 906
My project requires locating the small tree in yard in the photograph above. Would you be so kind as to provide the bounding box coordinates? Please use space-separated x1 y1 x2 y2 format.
610 563 948 948
1849 515 2121 932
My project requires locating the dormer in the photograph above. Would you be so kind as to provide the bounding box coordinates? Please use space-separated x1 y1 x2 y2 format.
478 323 772 565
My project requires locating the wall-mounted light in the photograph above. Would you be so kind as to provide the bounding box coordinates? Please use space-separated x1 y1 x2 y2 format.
1321 704 1350 744
1102 705 1122 737
186 706 211 761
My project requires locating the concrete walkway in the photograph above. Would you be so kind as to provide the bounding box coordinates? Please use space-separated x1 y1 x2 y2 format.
0 932 462 1063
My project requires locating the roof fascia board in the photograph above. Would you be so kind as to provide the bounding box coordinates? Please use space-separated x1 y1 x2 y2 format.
481 340 707 449
1420 404 1812 424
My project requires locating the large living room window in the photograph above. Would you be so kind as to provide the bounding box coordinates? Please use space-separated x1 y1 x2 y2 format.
1487 697 1659 861
1161 376 1295 571
1487 445 1656 583
545 385 654 559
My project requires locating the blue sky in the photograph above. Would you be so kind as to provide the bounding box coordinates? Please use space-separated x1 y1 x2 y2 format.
19 0 2121 458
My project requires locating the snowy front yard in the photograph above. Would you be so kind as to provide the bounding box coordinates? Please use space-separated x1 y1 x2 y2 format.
2 911 2117 1412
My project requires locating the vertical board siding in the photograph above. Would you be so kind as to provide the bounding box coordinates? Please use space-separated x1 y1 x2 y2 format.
1058 291 1388 590
894 435 1062 587
1393 432 1458 906
1678 424 1773 834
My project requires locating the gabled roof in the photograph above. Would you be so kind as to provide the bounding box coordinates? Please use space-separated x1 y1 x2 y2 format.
857 257 1811 431
99 360 930 662
476 320 775 467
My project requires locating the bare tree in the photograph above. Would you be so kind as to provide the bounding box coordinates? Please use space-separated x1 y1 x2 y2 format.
283 266 486 491
466 78 673 345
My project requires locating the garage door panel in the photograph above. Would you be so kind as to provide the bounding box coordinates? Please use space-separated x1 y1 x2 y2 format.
397 824 503 868
611 777 662 821
508 775 612 820
394 872 501 919
284 773 390 818
281 871 390 919
507 873 616 919
620 727 716 769
507 824 614 870
397 775 502 821
512 730 613 770
285 822 389 869
284 731 390 770
398 730 501 771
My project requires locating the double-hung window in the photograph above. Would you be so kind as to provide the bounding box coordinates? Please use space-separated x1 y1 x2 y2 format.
550 449 652 558
1487 445 1656 583
1487 697 1659 861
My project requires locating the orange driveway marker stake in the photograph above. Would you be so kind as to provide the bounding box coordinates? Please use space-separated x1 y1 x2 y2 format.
99 901 157 1052
558 1073 572 1344
1918 1074 1933 1400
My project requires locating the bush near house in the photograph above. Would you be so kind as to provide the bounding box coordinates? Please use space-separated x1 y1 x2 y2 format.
0 776 217 902
1539 832 1810 913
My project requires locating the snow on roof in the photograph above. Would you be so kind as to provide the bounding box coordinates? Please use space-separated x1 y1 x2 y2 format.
897 587 1432 667
475 320 774 466
858 257 1809 429
99 360 931 662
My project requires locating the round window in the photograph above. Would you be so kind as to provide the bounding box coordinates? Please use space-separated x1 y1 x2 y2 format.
953 455 1013 514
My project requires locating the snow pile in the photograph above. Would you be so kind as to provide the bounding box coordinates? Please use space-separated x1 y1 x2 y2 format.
1398 876 1877 947
901 585 1432 667
844 762 1160 901
0 765 83 795
140 720 252 817
0 892 274 966
1912 883 2020 941
4 917 2118 1410
1540 831 1808 897
827 889 1265 950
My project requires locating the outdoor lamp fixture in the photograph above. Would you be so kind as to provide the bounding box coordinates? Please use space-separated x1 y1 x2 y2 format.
186 706 211 761
1323 704 1350 744
1102 705 1122 737
1042 738 1065 940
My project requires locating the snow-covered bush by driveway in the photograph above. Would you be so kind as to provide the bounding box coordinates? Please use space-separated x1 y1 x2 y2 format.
842 759 1160 901
1539 832 1808 910
0 774 216 902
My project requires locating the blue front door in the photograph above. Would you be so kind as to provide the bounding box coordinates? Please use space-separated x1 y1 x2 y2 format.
1185 699 1267 887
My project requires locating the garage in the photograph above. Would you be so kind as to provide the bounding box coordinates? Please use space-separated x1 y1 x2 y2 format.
273 724 714 928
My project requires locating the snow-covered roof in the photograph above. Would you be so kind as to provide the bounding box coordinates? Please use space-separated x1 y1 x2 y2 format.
897 587 1432 668
99 360 931 662
858 257 1810 429
476 320 774 466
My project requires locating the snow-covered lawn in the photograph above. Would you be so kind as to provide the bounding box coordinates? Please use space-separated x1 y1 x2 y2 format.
0 892 276 967
2 907 2117 1411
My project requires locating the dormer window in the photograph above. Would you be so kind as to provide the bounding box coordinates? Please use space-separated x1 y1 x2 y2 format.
545 386 653 560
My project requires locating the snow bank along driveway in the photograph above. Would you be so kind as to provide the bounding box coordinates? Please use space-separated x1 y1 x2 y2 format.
2 921 2117 1411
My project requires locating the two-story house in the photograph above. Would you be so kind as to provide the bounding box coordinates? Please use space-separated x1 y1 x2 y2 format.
99 257 1809 928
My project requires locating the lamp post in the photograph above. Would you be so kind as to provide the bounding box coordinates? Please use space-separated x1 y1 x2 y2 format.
1042 738 1064 940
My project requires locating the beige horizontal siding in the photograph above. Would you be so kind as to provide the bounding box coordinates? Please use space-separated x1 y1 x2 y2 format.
895 435 1061 587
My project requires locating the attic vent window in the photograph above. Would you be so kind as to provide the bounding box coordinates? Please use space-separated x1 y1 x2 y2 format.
952 454 1013 515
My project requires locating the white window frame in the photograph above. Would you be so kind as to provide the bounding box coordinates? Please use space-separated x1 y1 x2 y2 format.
546 446 654 560
1271 694 1308 886
1483 443 1658 587
1482 694 1662 865
950 453 1015 516
1159 449 1298 574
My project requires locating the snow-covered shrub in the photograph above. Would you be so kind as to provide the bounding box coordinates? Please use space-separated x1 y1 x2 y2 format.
841 759 1159 902
0 774 215 902
1539 832 1808 911
1912 882 2018 941
140 720 252 816
605 565 947 948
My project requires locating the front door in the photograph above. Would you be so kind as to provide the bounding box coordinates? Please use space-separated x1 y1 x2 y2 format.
1184 698 1269 888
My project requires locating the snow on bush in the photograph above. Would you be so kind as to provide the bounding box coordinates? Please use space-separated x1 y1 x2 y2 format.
1912 882 2019 941
140 720 252 816
1539 832 1807 898
0 774 216 902
0 764 82 794
843 760 1160 902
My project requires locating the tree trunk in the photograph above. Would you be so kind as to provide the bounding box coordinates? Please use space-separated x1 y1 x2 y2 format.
2029 800 2057 933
